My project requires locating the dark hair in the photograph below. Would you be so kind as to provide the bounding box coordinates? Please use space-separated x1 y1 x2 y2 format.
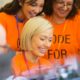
43 0 78 19
76 0 80 9
0 0 22 15
0 0 44 15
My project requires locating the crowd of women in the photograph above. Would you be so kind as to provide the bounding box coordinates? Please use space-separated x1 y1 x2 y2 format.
0 0 80 80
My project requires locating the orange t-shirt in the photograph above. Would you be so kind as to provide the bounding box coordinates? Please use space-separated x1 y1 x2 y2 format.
0 12 24 50
44 12 80 64
11 52 54 79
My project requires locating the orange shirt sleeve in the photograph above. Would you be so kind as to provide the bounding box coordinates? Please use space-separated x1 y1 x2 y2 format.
0 13 7 30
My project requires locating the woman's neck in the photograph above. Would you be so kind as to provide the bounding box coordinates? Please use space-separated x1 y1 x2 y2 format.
51 14 66 24
16 10 28 22
25 51 39 63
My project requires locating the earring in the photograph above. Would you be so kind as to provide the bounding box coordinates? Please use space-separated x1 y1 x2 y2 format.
19 2 22 6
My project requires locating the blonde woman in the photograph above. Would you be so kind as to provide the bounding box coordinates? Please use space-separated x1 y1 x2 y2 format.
12 17 56 79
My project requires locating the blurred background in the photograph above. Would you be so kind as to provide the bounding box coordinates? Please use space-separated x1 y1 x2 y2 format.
0 0 13 8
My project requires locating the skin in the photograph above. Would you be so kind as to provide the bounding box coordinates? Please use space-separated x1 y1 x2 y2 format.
25 28 53 63
52 0 73 24
18 0 44 20
31 29 53 57
53 0 73 18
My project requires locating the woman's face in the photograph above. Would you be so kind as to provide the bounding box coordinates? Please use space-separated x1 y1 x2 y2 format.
21 0 44 19
53 0 74 18
31 29 53 57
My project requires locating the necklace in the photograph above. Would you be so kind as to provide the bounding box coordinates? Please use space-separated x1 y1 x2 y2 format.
23 52 42 78
15 15 23 50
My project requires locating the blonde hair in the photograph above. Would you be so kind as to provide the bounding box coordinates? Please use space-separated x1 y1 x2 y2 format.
20 16 53 51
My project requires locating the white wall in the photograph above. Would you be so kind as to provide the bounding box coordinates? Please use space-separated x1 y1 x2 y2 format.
0 0 13 8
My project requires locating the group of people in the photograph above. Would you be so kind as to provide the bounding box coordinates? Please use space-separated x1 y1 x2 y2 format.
0 0 80 80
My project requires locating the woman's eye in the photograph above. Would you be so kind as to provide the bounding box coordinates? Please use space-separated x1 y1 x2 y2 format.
40 38 45 41
49 39 52 42
30 3 37 6
67 3 73 6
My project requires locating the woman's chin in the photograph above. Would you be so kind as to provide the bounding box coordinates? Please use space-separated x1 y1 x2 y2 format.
38 52 45 57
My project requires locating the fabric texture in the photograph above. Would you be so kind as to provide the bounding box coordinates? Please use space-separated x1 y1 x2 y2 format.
0 12 24 50
11 52 56 79
44 11 80 64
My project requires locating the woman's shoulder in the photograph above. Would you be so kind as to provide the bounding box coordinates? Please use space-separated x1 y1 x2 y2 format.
0 12 13 25
0 12 8 17
0 12 14 20
12 51 24 62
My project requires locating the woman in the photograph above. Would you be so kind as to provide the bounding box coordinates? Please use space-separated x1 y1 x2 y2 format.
43 0 80 64
12 17 56 79
0 0 45 51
